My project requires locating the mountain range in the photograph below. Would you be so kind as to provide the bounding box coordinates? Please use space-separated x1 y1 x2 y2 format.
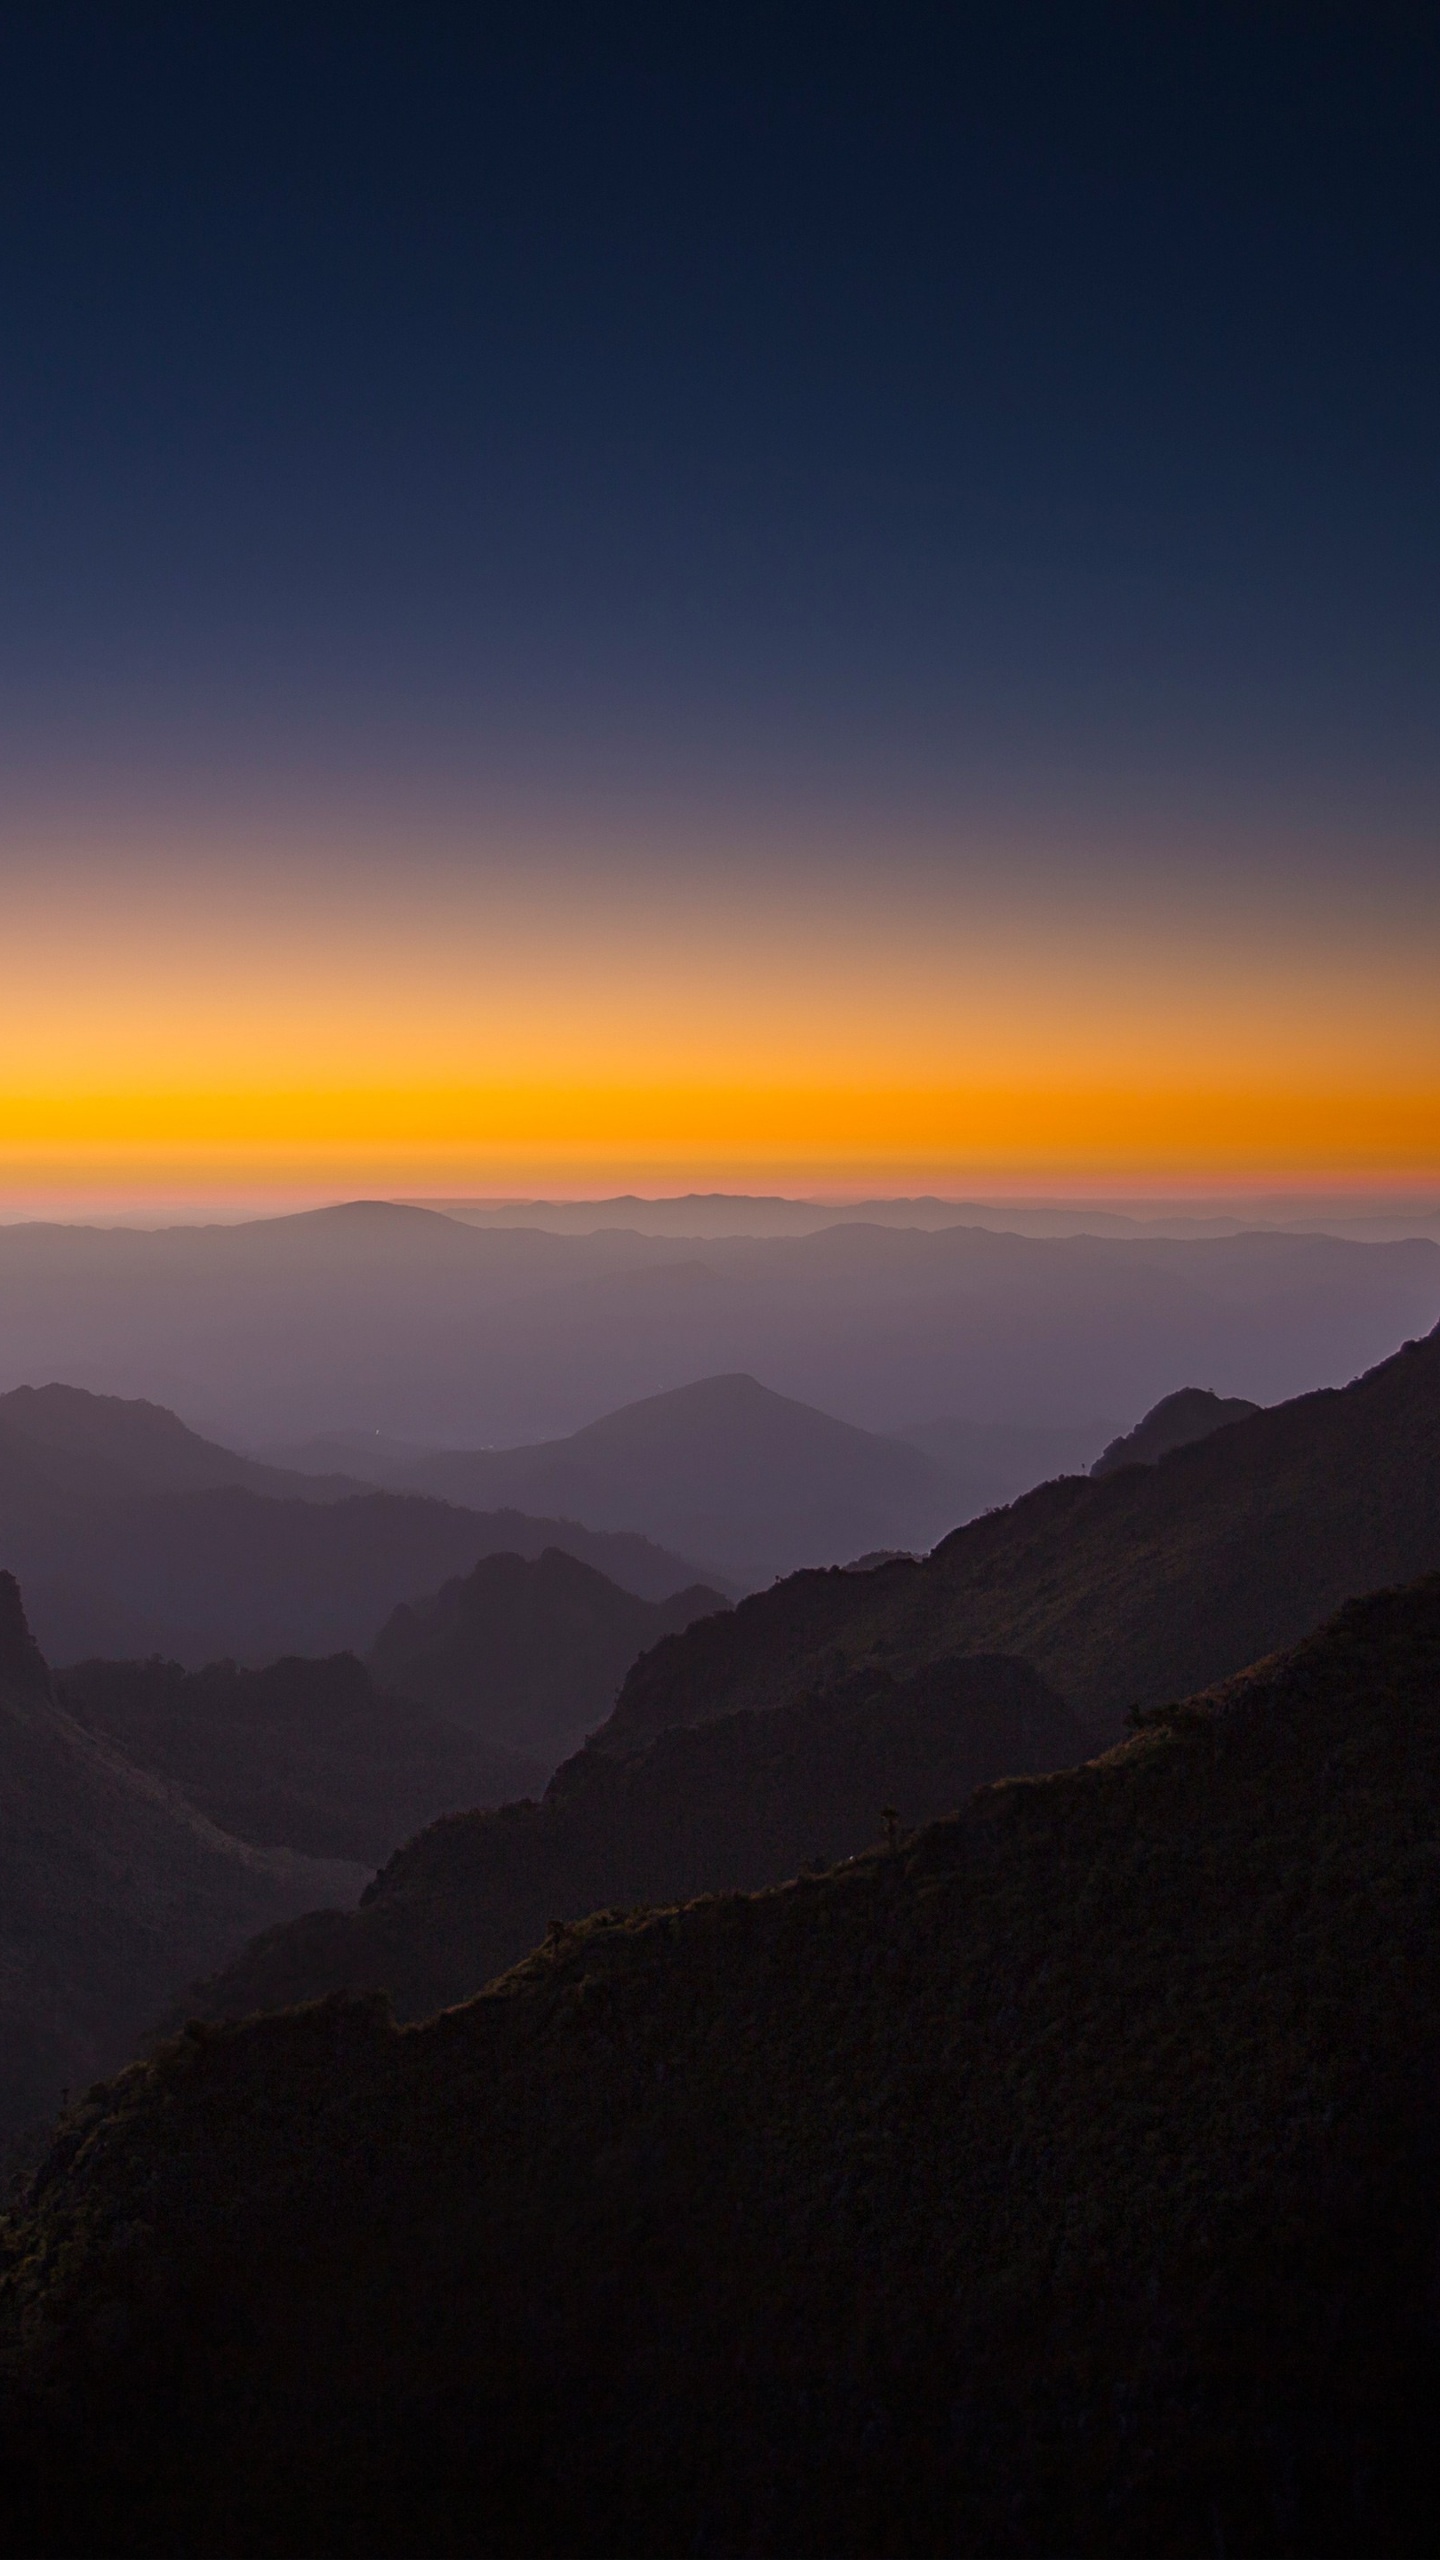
8 1572 1440 2554
170 1322 1440 2029
598 1318 1440 1751
2 1198 1434 1448
0 1382 719 1662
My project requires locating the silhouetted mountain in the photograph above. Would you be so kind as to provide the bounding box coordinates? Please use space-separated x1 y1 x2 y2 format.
1090 1383 1260 1476
0 1380 365 1501
389 1374 962 1579
0 1384 724 1662
0 1575 363 2156
189 1652 1082 2025
57 1653 542 1866
369 1546 728 1764
2 1201 1434 1449
9 1575 1440 2556
599 1321 1440 1750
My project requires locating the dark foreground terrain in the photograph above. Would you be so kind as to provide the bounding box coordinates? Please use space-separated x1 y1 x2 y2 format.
5 1575 1440 2555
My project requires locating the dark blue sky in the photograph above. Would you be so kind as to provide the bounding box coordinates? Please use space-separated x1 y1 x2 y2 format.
1 3 1437 854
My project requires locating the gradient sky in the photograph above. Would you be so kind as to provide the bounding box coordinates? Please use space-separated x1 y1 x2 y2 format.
1 6 1437 1198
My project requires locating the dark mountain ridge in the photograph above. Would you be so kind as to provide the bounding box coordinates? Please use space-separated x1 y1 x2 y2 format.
602 1320 1440 1751
8 1574 1440 2554
1090 1382 1261 1476
188 1650 1083 2026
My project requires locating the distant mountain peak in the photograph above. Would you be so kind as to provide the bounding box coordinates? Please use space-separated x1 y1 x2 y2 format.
1090 1386 1261 1479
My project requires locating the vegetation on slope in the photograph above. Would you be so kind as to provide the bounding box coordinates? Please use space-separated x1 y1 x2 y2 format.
5 1575 1440 2554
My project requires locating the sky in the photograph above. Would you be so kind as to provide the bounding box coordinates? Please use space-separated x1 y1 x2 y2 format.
1 4 1437 1204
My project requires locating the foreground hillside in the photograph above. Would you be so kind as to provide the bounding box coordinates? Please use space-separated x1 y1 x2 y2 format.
191 1652 1081 2022
607 1320 1440 1748
5 1575 1440 2555
0 1578 362 2156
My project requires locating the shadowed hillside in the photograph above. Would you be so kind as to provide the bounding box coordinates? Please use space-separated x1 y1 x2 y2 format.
57 1654 542 1866
603 1321 1440 1751
188 1652 1082 2024
0 1577 363 2157
369 1545 727 1765
6 1577 1440 2555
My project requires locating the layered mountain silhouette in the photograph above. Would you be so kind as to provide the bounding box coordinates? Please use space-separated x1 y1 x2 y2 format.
0 1381 366 1500
1090 1382 1260 1476
189 1651 1083 2025
383 1373 963 1580
0 1384 719 1662
57 1652 543 1866
600 1321 1440 1750
3 1198 1435 1452
0 1575 363 2156
10 1575 1440 2554
369 1545 727 1764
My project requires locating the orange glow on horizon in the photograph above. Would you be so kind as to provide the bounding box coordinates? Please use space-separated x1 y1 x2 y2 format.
2 822 1436 1194
1 1073 1436 1190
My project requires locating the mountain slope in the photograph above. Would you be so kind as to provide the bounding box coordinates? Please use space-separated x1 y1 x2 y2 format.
0 1576 363 2156
369 1545 727 1763
7 1576 1440 2556
601 1321 1440 1751
188 1651 1082 2025
1089 1383 1260 1476
57 1653 543 1865
392 1373 962 1579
